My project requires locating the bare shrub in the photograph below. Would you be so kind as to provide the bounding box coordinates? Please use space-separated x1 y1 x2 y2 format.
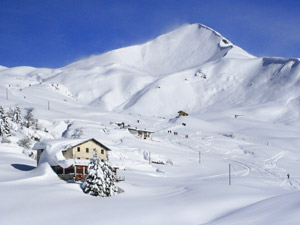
1 136 11 144
17 137 32 149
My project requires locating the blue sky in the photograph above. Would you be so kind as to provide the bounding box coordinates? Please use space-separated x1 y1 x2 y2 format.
0 0 299 68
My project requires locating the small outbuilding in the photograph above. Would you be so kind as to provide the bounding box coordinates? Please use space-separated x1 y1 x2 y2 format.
128 128 154 140
178 111 189 117
116 122 130 129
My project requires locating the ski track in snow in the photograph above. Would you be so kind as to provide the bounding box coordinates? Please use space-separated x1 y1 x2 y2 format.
170 134 298 190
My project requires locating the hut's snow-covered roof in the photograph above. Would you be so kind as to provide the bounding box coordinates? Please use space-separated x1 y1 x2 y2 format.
33 138 109 168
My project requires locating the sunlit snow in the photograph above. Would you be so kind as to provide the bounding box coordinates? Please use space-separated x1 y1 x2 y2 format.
0 23 300 225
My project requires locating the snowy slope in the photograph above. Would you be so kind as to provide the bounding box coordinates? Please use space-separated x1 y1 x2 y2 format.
2 23 299 122
52 24 256 113
63 23 253 74
1 23 299 121
206 191 300 225
1 23 300 225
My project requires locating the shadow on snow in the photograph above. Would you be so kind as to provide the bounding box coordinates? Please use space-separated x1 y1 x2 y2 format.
11 164 36 171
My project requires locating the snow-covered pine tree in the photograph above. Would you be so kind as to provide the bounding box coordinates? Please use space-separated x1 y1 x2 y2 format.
6 107 14 118
12 106 23 124
0 106 11 137
24 109 38 129
81 150 105 197
102 162 117 196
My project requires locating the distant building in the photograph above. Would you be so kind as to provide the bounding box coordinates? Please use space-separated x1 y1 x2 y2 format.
178 111 189 117
116 122 130 129
128 128 154 140
33 138 115 181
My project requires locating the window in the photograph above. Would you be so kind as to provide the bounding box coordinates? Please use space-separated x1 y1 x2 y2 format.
86 148 89 153
77 157 80 160
56 167 63 175
101 149 104 154
77 167 83 174
77 147 80 152
65 167 74 174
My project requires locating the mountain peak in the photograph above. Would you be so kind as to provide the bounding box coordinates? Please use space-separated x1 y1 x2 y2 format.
64 23 253 75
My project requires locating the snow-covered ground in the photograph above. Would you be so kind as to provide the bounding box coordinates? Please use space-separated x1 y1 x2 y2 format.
1 23 300 225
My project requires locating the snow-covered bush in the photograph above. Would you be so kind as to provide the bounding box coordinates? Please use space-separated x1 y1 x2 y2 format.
151 159 167 165
81 150 117 197
0 106 11 137
1 136 11 143
22 148 35 159
17 137 32 149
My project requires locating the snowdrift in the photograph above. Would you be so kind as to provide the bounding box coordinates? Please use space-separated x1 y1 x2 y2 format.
207 191 300 225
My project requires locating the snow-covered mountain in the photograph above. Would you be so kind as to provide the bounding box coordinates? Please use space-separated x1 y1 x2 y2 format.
1 23 300 122
1 23 300 225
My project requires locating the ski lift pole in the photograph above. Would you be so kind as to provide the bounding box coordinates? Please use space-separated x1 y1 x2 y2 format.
229 163 231 186
199 151 201 164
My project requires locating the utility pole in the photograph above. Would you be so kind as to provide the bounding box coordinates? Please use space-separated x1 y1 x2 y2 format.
199 151 201 164
229 164 231 186
6 88 8 100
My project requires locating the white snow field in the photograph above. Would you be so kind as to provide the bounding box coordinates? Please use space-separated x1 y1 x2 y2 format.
1 23 300 225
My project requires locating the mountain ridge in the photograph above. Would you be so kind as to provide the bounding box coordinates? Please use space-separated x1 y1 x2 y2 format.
0 23 299 121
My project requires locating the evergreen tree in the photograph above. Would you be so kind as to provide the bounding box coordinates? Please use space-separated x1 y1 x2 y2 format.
81 150 105 197
102 162 117 196
6 107 14 118
0 106 11 137
81 150 117 197
12 106 23 124
24 109 38 129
